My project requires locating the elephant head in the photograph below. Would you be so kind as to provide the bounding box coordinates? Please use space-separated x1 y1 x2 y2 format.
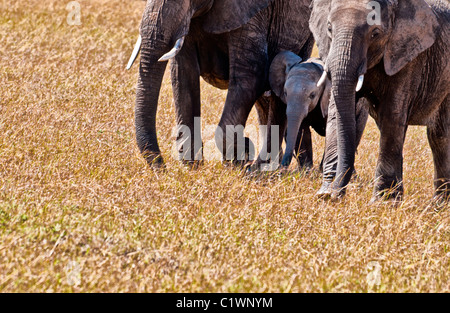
309 0 440 194
127 0 274 165
269 51 331 168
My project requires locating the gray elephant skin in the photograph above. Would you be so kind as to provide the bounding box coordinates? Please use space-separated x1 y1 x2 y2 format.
310 0 449 202
128 0 314 167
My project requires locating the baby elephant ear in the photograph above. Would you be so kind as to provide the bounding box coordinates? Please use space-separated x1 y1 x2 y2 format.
309 59 331 119
384 0 440 76
319 77 331 119
269 51 302 102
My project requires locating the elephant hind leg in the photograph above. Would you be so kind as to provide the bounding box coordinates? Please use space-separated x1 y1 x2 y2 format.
216 30 269 166
427 97 450 203
254 97 270 127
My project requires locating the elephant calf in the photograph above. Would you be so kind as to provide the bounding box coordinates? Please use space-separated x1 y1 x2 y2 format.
266 51 369 175
268 52 331 169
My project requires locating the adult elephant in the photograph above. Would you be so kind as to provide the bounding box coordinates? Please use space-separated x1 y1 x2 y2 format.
310 0 449 202
127 0 314 167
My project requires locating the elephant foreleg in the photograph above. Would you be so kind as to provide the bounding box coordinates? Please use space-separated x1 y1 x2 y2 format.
255 97 270 127
171 37 202 164
294 123 313 170
371 99 409 202
250 95 287 172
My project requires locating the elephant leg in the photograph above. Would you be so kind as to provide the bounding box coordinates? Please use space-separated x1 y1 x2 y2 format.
171 37 202 164
250 95 286 172
254 97 270 162
254 97 273 166
355 98 369 152
372 102 409 202
319 149 325 173
216 29 268 166
255 97 270 126
427 97 450 202
267 96 287 168
295 123 313 170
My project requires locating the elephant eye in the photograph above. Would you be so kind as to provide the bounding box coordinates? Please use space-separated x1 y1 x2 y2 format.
309 92 316 99
371 28 381 39
327 22 332 35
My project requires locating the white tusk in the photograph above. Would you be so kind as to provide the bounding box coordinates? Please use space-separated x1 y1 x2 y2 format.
126 35 142 70
158 37 185 62
356 75 364 92
317 70 327 87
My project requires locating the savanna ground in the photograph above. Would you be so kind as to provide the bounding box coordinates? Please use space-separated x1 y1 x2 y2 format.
0 0 449 293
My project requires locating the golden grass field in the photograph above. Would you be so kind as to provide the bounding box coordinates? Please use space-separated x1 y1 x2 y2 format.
1 0 449 292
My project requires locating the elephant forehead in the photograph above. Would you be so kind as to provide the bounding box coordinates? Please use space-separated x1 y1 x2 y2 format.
330 2 370 19
288 65 322 81
285 76 315 93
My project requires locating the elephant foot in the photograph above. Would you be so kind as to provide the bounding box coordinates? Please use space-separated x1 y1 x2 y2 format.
330 187 347 202
244 161 258 173
243 161 272 177
432 190 449 211
142 151 165 168
296 163 313 175
350 169 360 182
245 159 280 173
280 165 292 174
370 179 404 203
222 159 250 170
370 188 403 205
316 181 332 199
181 159 204 170
317 181 347 202
296 160 313 171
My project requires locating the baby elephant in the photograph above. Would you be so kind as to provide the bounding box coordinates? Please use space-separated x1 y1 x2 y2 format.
269 51 331 169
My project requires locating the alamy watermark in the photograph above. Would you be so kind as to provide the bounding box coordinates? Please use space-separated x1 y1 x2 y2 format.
366 261 382 288
66 1 81 26
65 261 81 286
367 1 382 26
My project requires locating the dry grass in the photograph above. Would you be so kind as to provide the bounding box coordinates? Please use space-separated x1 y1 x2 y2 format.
0 0 449 293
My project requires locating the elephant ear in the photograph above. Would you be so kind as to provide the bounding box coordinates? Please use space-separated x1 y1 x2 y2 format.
309 0 332 60
310 59 331 119
384 0 440 76
306 58 330 119
318 76 331 119
203 0 273 34
269 51 302 103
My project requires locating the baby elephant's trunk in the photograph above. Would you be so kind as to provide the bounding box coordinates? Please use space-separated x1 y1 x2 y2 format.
281 110 307 167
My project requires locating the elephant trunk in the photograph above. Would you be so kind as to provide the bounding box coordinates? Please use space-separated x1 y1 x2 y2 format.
134 2 192 165
328 29 366 194
281 108 307 167
135 39 168 165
